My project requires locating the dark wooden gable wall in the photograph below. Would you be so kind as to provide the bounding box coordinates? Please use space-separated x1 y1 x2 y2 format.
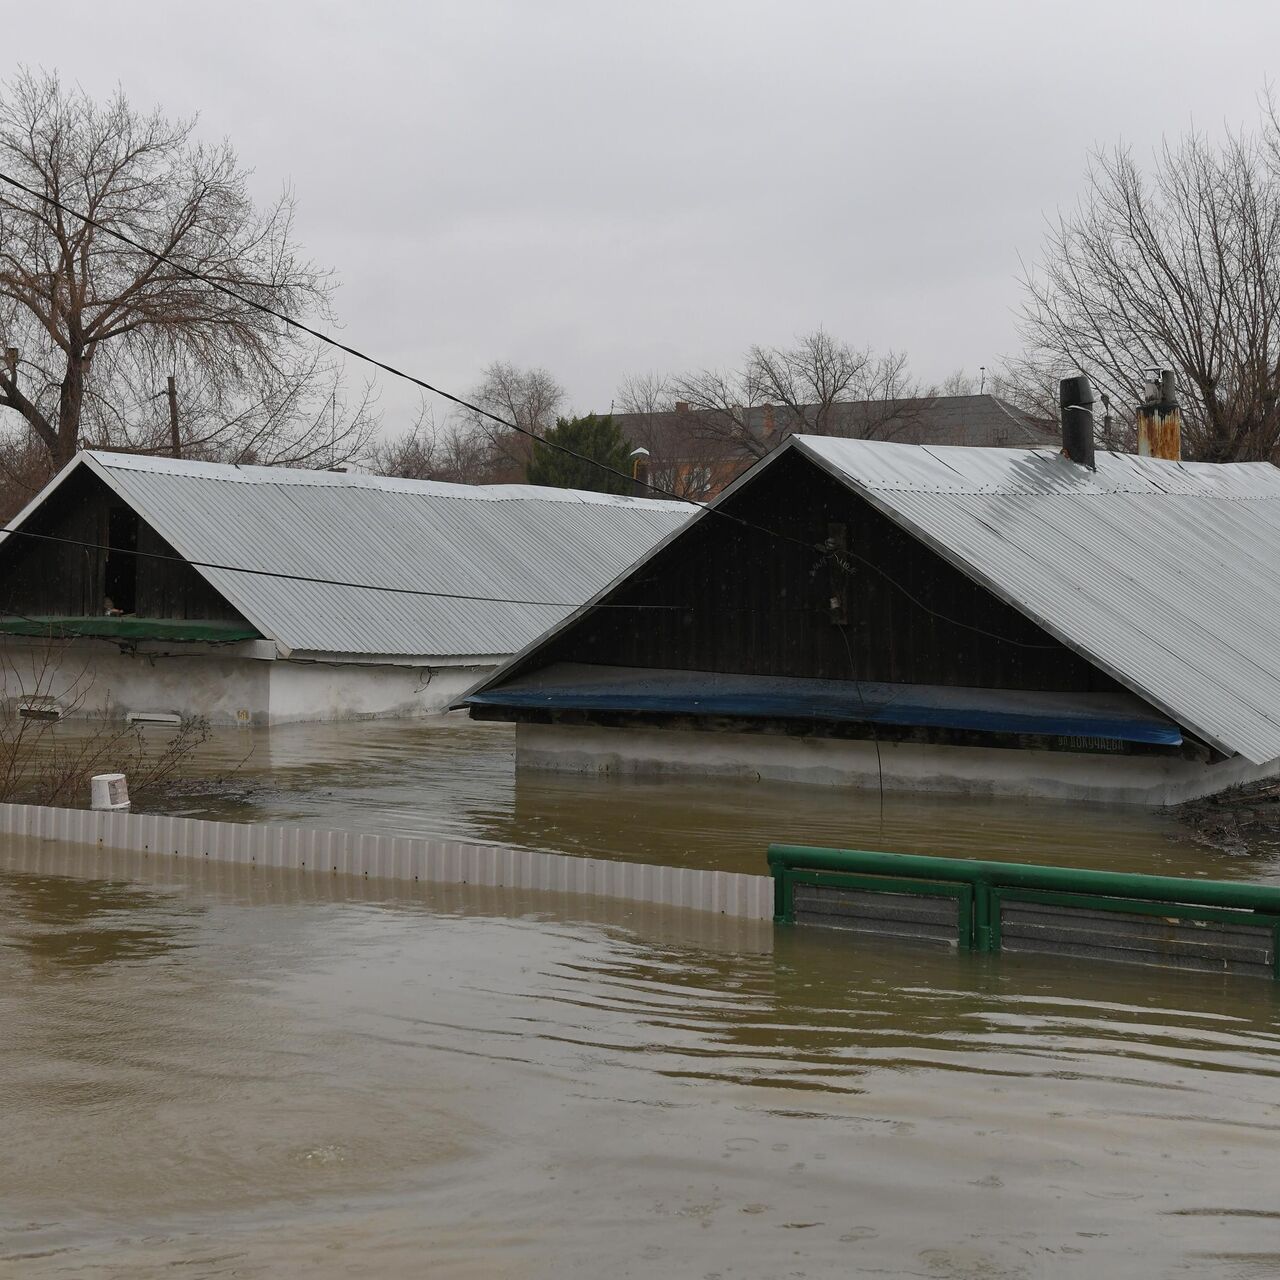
0 466 247 623
526 448 1120 694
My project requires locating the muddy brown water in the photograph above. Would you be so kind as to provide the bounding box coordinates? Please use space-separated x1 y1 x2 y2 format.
5 718 1280 1276
140 717 1280 881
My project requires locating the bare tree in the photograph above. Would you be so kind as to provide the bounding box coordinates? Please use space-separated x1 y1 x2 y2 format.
1015 97 1280 462
670 329 925 462
751 329 911 436
992 352 1082 439
0 69 375 471
667 362 770 460
454 360 565 479
368 403 496 485
939 368 978 395
614 370 726 499
0 423 52 521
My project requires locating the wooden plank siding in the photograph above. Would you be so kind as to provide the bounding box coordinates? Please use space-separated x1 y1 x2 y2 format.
527 449 1119 695
0 467 247 625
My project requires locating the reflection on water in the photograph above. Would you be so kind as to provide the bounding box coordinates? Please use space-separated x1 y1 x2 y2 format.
146 716 1280 883
0 870 196 969
2 841 1280 1277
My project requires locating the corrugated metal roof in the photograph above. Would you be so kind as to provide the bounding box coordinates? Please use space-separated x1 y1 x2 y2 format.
15 452 691 660
794 436 1280 765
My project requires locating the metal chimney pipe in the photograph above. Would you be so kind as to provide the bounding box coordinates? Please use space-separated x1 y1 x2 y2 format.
1137 369 1181 460
1059 375 1096 469
628 446 651 497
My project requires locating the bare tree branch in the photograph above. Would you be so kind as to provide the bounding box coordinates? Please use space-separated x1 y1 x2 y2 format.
1012 98 1280 462
0 68 376 472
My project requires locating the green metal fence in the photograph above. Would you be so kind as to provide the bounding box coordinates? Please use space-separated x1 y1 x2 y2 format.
768 845 1280 980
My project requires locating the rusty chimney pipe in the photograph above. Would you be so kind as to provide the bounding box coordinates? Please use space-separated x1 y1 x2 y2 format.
628 446 651 497
1059 374 1096 469
1137 369 1181 461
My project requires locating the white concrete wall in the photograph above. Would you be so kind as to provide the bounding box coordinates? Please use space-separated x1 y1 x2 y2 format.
514 721 1280 806
267 661 485 724
0 638 270 724
0 637 492 726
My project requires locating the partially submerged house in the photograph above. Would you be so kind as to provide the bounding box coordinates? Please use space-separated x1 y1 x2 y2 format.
461 431 1280 804
0 451 689 724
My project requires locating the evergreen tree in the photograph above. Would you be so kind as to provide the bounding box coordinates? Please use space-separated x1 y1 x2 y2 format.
525 413 634 494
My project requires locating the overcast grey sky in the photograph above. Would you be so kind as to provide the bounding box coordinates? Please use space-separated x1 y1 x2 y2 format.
7 0 1280 429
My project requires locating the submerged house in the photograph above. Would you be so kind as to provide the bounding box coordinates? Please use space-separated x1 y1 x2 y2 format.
0 451 689 724
461 431 1280 804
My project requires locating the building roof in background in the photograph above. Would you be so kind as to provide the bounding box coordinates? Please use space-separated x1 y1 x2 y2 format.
1 451 692 660
793 436 1280 764
613 393 1057 469
815 394 1056 447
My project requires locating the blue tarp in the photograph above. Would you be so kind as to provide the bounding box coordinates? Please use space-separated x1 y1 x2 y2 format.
466 663 1183 747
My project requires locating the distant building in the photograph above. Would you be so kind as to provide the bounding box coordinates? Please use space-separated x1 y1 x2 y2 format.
462 433 1280 805
0 452 689 725
612 393 1056 500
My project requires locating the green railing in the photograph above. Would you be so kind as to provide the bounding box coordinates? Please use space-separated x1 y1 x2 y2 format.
768 844 1280 979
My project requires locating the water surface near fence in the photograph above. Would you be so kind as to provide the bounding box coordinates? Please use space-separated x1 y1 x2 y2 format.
3 838 1280 1279
138 717 1280 882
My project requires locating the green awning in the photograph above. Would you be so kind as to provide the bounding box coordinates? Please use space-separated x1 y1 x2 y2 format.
0 616 262 643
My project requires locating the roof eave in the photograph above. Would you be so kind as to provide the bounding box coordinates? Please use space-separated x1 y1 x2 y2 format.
0 451 95 552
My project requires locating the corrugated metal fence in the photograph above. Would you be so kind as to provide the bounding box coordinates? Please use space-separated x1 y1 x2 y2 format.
0 803 774 921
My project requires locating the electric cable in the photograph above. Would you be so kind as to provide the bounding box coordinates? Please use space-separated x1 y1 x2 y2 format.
0 170 818 558
0 172 1061 651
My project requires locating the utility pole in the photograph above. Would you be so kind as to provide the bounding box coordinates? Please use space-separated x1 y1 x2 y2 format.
167 375 180 457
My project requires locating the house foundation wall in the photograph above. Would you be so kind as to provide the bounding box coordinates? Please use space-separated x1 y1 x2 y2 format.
266 661 486 724
513 721 1280 806
0 638 492 725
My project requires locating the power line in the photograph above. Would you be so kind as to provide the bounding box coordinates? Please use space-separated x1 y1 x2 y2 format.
0 521 1061 649
0 525 674 611
0 170 817 558
0 171 1059 652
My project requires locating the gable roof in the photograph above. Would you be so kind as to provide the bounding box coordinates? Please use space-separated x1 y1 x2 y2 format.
463 435 1280 765
0 451 691 660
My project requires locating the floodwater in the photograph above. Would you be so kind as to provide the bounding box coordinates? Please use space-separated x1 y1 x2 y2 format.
149 716 1280 883
7 717 1280 1276
3 839 1280 1278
